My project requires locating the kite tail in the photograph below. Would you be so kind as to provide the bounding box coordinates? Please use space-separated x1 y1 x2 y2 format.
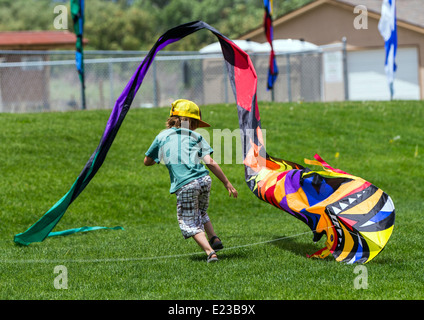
13 21 247 246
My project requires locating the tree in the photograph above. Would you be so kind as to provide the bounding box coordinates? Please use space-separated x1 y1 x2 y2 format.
0 0 315 51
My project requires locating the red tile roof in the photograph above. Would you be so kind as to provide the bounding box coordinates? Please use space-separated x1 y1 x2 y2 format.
0 30 87 50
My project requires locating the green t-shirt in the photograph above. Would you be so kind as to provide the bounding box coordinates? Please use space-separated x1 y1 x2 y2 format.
145 127 213 193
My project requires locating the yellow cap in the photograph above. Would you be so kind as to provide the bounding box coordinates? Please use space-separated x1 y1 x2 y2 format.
170 99 210 127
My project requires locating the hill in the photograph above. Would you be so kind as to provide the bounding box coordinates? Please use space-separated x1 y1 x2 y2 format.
0 100 423 300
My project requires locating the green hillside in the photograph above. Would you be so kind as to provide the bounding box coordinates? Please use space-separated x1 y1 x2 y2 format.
0 100 423 300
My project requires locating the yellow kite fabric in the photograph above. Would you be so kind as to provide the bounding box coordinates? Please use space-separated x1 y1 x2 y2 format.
227 30 396 263
243 131 395 263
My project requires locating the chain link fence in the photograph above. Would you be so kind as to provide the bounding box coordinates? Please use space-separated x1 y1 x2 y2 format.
0 45 346 113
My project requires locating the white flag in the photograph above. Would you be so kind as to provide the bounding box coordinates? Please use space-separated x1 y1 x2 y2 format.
378 0 397 99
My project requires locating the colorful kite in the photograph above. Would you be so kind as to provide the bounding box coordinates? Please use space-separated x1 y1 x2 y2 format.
263 0 278 90
70 0 86 109
14 22 395 264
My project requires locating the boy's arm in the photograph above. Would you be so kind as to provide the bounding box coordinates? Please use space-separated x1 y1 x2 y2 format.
144 156 156 166
203 154 238 198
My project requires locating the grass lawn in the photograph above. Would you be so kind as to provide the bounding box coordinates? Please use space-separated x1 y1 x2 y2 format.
0 100 423 300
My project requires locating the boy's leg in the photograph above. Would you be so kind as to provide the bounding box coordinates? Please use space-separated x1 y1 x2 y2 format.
198 175 215 241
204 221 217 242
176 178 217 260
176 180 202 239
198 176 222 249
193 231 216 258
204 221 223 251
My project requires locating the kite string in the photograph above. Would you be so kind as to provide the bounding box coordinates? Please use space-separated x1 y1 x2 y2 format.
0 229 321 264
2 224 367 264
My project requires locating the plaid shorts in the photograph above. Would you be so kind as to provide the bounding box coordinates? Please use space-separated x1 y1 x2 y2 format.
175 175 212 239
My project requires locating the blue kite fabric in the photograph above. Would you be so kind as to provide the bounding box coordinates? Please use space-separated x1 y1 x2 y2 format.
14 22 395 265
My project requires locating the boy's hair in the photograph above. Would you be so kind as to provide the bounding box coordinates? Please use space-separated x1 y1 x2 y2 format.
166 116 199 130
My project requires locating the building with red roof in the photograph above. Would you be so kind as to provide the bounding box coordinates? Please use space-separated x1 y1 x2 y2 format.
0 31 87 112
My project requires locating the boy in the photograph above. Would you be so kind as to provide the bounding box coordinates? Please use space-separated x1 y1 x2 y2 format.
144 99 238 263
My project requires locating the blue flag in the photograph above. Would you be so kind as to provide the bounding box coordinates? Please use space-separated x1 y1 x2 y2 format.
378 0 397 99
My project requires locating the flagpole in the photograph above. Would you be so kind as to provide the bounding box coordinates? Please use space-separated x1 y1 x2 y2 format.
390 83 394 100
71 0 86 110
81 71 86 110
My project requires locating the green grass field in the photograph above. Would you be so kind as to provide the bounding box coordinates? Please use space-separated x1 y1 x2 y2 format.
0 100 423 300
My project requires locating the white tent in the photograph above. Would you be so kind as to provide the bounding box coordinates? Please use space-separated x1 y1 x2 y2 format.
199 40 264 53
257 39 320 53
199 39 320 54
